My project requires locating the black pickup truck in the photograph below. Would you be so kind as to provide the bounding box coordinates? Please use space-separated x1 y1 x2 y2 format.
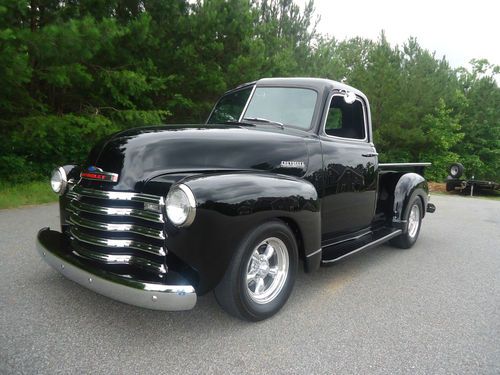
37 78 435 321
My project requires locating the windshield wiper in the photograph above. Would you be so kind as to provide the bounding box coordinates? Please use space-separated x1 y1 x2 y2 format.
219 120 256 126
242 117 285 129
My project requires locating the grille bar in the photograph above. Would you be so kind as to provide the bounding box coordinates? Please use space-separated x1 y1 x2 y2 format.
69 226 166 257
65 186 167 276
72 185 164 205
68 214 165 240
68 200 164 224
72 242 167 274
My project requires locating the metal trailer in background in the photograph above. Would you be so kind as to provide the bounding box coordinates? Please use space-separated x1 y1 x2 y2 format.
445 163 500 196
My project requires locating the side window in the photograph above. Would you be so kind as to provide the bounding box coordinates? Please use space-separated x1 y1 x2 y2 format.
208 86 253 123
324 95 366 140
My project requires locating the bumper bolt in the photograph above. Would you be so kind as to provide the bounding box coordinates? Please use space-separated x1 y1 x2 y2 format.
152 295 158 302
88 278 93 283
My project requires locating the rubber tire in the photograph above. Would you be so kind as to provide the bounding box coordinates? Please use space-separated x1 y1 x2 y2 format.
390 197 423 249
214 220 298 321
449 163 464 178
446 177 458 192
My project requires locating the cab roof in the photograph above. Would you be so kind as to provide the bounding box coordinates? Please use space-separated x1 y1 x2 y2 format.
234 77 367 101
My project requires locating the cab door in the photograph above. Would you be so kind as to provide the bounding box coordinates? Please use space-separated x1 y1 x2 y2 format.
320 93 378 242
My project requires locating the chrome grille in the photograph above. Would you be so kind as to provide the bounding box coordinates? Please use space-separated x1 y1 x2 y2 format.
67 195 164 223
65 185 167 275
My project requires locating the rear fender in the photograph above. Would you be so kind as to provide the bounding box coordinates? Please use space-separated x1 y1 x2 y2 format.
164 172 321 294
392 173 429 232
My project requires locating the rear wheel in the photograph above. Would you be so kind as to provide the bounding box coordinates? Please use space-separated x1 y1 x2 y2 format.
214 220 298 321
390 197 423 249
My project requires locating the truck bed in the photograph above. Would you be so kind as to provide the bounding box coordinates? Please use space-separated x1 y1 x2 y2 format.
379 162 431 176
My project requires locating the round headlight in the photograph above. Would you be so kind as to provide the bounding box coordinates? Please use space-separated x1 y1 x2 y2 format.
50 167 67 195
166 184 196 227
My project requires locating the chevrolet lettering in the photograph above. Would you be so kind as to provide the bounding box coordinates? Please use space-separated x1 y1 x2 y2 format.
280 161 305 168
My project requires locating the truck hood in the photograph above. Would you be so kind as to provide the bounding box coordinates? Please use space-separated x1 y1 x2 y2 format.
85 125 311 191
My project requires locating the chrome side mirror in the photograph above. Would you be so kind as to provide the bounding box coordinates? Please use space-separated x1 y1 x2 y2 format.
344 91 356 104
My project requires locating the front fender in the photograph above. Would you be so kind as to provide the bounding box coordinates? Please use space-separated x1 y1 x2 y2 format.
164 172 320 294
392 173 429 231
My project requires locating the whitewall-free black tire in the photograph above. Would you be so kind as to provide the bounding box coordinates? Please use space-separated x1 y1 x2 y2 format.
214 220 298 321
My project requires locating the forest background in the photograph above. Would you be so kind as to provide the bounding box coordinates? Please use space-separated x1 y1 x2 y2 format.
1 0 499 189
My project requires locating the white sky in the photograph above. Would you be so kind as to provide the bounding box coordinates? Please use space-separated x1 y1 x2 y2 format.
308 0 500 70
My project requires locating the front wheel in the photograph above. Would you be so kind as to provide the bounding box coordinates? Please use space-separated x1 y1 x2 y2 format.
214 220 298 321
390 197 423 249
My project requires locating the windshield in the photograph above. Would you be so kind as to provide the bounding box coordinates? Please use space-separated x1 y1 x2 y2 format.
208 86 317 130
208 86 253 124
244 87 317 129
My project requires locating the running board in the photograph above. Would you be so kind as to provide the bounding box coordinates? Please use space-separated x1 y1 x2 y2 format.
321 229 402 265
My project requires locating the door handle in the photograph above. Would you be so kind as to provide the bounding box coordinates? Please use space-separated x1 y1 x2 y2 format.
362 153 378 157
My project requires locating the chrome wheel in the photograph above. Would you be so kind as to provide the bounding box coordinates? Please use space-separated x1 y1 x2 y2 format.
450 165 459 176
407 204 420 238
245 237 289 304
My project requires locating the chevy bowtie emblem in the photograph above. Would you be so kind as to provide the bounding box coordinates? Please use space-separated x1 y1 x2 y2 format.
80 166 119 183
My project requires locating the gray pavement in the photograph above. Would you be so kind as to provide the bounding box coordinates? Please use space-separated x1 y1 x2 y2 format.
0 195 499 374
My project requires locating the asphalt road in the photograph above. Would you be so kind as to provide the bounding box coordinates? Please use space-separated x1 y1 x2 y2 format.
1 195 499 374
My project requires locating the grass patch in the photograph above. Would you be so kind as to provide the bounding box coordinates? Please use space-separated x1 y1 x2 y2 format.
0 180 58 209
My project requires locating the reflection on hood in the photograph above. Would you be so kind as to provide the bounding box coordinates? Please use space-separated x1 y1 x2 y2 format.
87 125 310 191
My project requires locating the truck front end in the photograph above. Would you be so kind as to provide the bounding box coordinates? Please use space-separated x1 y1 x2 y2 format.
37 164 198 311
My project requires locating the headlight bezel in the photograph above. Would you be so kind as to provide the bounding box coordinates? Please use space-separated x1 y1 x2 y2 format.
165 184 196 227
50 166 68 195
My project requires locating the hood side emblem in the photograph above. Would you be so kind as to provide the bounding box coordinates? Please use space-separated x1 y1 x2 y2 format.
280 161 305 169
80 166 119 183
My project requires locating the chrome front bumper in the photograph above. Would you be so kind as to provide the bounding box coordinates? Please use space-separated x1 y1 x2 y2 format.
36 228 197 311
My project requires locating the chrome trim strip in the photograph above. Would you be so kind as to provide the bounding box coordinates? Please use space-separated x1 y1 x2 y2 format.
70 226 166 257
66 191 78 200
323 230 372 248
238 84 257 121
68 214 165 240
68 200 164 224
72 186 164 205
73 245 167 274
306 248 322 258
37 229 196 311
321 230 402 264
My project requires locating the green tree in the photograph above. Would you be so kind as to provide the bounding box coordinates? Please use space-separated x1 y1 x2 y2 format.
0 0 499 184
455 59 500 180
419 99 464 181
